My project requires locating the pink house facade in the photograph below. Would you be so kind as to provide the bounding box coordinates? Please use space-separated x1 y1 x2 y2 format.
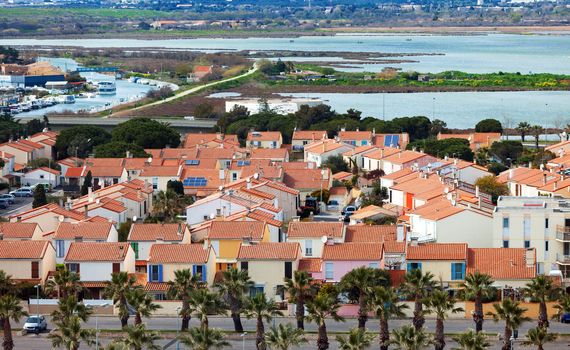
321 242 384 282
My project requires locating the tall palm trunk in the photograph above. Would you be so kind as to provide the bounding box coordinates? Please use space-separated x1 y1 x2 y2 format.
2 317 14 350
181 298 190 331
317 323 328 350
229 295 243 332
120 295 129 328
295 298 304 330
474 295 484 333
71 345 79 350
434 317 445 350
255 315 266 350
502 326 512 350
357 293 367 329
538 301 548 329
413 295 424 331
135 312 142 325
379 317 389 350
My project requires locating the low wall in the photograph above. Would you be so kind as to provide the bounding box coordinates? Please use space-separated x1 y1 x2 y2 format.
464 301 559 320
152 300 183 316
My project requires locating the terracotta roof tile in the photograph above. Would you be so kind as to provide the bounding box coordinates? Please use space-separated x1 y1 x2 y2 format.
129 223 186 242
250 148 289 160
237 242 300 260
344 225 397 242
384 241 406 254
467 248 536 280
0 241 49 259
148 244 209 263
0 222 38 239
322 242 383 261
338 131 372 141
283 168 330 190
65 242 131 262
207 221 266 240
65 167 85 178
406 243 468 261
287 222 344 238
298 258 322 272
332 171 353 181
27 167 60 176
292 130 327 140
247 131 282 142
11 203 85 222
144 282 171 292
54 222 113 240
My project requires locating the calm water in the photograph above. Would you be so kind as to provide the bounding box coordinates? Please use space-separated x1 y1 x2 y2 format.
2 34 570 73
277 91 570 129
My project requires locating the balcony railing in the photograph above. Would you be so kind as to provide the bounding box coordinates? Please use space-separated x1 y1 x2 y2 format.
556 254 570 264
556 226 570 241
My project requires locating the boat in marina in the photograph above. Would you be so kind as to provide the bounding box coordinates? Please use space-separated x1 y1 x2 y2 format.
97 81 117 95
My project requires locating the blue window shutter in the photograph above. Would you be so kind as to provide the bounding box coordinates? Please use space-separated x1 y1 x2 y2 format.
202 265 207 282
158 265 163 283
451 263 456 280
407 263 412 273
148 266 151 282
192 265 197 276
461 263 466 279
417 262 422 271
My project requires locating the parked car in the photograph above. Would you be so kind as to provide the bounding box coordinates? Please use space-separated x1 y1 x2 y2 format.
9 187 33 197
31 183 52 192
0 193 15 204
0 198 11 207
326 200 340 211
561 313 570 323
340 205 358 222
0 201 7 210
23 315 47 333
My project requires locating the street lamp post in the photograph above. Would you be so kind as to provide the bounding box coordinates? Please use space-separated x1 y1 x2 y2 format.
34 284 40 321
176 306 181 350
91 303 109 350
241 332 247 350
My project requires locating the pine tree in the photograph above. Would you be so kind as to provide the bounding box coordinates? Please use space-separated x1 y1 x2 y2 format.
32 184 47 208
80 171 92 196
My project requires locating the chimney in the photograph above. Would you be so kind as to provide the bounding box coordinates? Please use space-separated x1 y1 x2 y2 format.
554 181 558 190
525 249 535 267
312 132 315 141
87 187 93 200
125 150 131 159
16 216 21 222
219 169 225 180
508 169 514 180
177 223 183 236
83 205 89 219
372 128 376 136
398 150 402 158
410 237 418 246
475 185 480 198
543 173 547 185
396 225 405 242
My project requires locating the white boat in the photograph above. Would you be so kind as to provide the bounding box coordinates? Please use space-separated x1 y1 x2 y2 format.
57 95 75 104
97 81 117 95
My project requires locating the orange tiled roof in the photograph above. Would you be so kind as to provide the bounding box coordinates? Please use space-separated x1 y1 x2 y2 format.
140 166 180 177
363 147 400 160
292 130 327 140
406 243 468 261
283 168 330 190
338 130 372 141
246 209 283 227
129 223 186 242
11 203 85 222
329 186 348 196
144 282 171 292
237 242 300 260
384 241 406 254
409 197 465 221
332 171 353 181
0 241 49 259
27 167 60 176
287 222 343 238
304 139 347 155
298 258 322 272
247 131 282 142
0 222 38 239
250 148 288 160
322 242 383 261
207 221 266 240
65 242 130 262
54 222 113 240
148 244 209 263
344 225 397 242
65 167 85 178
467 248 536 280
383 150 431 165
342 145 376 157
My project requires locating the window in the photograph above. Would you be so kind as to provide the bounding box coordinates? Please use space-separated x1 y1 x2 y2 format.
31 261 39 279
56 240 65 258
154 293 166 301
131 242 139 260
407 262 422 272
451 262 465 280
152 177 158 190
545 218 549 229
325 262 334 280
149 265 162 282
285 262 292 279
523 217 531 237
503 217 509 228
503 240 509 248
369 262 379 269
305 240 313 256
39 175 44 179
524 240 531 248
113 263 120 274
67 263 79 274
362 140 368 145
250 285 264 296
545 241 549 252
240 261 249 271
193 265 206 282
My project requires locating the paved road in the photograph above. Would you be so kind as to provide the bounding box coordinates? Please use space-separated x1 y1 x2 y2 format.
114 63 258 116
0 196 33 218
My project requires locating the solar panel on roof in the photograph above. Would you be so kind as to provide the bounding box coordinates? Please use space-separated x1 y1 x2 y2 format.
183 177 208 187
237 160 250 167
384 135 393 147
185 160 200 166
391 135 400 146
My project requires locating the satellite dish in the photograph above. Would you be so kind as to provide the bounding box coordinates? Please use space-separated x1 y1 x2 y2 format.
246 178 251 183
209 213 216 219
253 172 259 180
98 180 103 187
132 215 138 222
147 157 153 163
95 199 100 204
58 215 65 222
218 185 224 191
444 187 449 194
321 235 328 243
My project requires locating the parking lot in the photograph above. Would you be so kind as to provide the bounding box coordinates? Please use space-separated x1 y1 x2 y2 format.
0 195 34 217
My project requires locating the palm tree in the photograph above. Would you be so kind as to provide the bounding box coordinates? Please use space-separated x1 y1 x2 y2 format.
112 324 161 350
283 271 314 330
368 286 408 350
424 288 464 350
104 272 139 328
244 292 283 350
126 288 161 325
524 275 560 329
530 125 544 148
168 269 202 331
522 327 557 350
400 269 436 331
461 272 495 333
336 328 376 350
265 323 307 350
215 267 253 332
339 267 385 329
51 295 92 324
452 329 490 350
152 189 184 222
0 294 28 350
49 315 96 350
0 270 14 297
189 288 227 331
516 122 531 142
487 299 531 350
178 327 230 350
553 293 570 321
44 268 83 299
306 293 344 350
390 325 433 350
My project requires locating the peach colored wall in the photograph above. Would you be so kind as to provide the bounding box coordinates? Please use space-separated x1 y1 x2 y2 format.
464 301 559 319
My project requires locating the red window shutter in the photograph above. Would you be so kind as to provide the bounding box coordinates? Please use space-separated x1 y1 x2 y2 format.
31 261 39 279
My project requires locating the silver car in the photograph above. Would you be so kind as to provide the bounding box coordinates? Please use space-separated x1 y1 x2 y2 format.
23 315 47 333
0 194 15 204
